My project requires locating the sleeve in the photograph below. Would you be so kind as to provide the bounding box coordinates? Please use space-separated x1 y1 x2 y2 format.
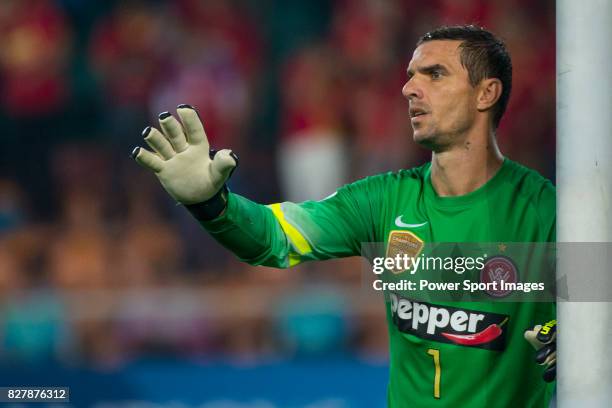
199 177 381 268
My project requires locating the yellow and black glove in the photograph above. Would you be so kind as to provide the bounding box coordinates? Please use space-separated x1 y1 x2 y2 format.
524 319 557 382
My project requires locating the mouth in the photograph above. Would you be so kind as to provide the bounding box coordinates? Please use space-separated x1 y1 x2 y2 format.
409 107 429 119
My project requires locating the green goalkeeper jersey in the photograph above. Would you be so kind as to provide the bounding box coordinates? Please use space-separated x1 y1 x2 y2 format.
201 158 555 408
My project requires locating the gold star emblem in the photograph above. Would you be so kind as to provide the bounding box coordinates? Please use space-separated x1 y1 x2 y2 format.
498 243 507 252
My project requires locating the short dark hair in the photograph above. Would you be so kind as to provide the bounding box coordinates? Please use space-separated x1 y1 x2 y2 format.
417 25 512 128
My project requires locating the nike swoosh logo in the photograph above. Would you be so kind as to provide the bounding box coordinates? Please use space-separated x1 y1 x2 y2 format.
395 216 428 228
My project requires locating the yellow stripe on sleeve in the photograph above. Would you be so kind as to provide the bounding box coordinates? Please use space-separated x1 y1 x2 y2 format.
288 253 301 267
268 203 312 255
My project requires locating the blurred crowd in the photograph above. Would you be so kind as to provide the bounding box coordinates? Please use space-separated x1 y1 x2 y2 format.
0 0 554 366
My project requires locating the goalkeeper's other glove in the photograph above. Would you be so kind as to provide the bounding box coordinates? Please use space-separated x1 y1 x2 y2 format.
131 104 238 220
524 319 557 382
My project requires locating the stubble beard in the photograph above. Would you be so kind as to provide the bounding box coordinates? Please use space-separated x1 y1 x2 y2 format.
413 126 453 153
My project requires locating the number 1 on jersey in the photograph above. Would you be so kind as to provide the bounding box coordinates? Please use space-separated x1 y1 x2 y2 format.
427 348 441 399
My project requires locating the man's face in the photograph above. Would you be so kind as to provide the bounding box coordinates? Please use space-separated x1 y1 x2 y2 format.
402 40 479 148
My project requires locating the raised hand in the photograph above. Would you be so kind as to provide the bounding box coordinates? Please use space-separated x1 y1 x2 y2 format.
132 104 238 206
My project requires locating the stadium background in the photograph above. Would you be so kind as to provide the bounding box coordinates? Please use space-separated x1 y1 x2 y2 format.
0 0 554 406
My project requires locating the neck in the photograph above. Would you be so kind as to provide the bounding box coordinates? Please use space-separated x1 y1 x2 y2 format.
430 130 504 197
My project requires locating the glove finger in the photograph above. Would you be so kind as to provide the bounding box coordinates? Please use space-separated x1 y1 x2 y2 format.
176 105 208 148
159 111 189 153
543 364 556 383
542 351 556 367
143 127 175 159
209 149 237 184
536 342 556 364
524 325 543 349
132 146 163 172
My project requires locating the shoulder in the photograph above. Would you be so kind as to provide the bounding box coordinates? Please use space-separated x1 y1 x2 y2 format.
504 159 555 208
503 159 556 235
341 162 430 194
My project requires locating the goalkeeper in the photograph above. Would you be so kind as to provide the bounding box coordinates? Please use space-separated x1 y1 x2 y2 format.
133 25 556 407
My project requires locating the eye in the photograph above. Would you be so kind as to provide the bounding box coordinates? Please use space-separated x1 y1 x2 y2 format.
431 70 442 80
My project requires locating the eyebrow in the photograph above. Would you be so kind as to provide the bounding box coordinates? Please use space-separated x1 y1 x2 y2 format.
406 64 450 78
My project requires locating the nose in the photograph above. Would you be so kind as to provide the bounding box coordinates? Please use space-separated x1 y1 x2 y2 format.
402 78 422 101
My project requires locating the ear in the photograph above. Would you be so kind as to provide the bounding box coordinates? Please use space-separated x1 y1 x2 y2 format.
476 78 502 112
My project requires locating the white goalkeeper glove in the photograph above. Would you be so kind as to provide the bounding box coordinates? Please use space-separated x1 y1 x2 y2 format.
131 104 238 219
524 319 557 382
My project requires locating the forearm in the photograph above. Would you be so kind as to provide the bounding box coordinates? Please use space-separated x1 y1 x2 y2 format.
197 193 292 268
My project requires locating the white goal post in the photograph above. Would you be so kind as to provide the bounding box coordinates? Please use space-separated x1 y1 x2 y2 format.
557 0 612 406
